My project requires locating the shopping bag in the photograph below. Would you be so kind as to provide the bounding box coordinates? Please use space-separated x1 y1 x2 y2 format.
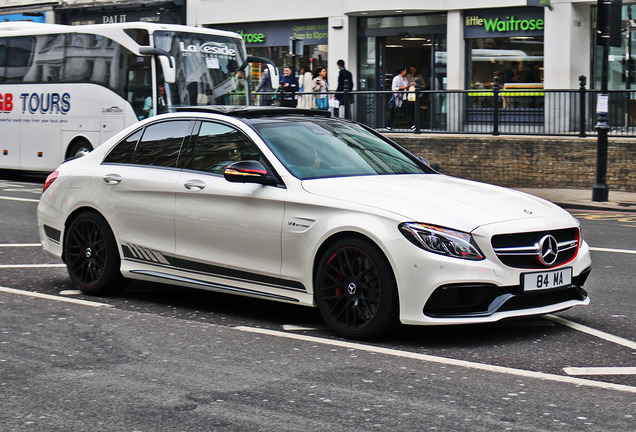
316 97 329 110
329 98 340 109
407 85 416 102
387 94 395 110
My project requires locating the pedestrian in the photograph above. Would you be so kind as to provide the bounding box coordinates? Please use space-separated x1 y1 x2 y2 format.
297 64 314 109
386 66 409 131
405 65 427 129
278 65 298 107
334 59 353 119
312 66 329 110
255 68 273 106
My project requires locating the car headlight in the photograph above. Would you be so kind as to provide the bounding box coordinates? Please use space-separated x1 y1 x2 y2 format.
399 222 485 260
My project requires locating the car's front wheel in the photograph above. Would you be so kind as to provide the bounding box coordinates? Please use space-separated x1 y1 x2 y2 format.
315 238 399 339
65 211 125 295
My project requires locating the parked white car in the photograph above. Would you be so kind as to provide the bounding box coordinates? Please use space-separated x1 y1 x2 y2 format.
37 108 591 339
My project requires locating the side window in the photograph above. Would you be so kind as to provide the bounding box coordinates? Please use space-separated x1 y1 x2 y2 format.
133 120 192 167
193 122 261 174
0 36 35 83
103 129 142 164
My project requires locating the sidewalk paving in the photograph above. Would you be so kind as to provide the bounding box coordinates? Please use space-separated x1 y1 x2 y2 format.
515 188 636 213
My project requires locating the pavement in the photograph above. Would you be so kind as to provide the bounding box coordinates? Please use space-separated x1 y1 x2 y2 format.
515 188 636 213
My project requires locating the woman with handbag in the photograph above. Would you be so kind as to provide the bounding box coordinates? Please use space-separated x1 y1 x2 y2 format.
312 66 329 110
386 66 409 131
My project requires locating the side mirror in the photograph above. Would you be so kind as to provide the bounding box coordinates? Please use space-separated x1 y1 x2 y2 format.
224 160 269 184
247 55 279 89
139 46 176 84
158 56 176 84
417 156 431 166
266 63 279 90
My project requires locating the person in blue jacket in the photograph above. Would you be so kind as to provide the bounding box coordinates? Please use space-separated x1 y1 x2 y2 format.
278 65 298 107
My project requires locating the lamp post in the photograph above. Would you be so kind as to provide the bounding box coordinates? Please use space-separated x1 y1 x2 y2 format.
592 0 619 202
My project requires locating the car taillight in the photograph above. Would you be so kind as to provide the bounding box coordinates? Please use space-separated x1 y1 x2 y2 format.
43 171 59 193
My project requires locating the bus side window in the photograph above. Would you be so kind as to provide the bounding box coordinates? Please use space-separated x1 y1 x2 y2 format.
126 55 151 120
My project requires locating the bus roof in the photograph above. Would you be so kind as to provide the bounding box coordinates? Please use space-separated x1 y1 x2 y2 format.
0 21 242 41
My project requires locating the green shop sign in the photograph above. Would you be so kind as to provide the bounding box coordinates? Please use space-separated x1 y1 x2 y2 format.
216 19 328 47
464 7 544 39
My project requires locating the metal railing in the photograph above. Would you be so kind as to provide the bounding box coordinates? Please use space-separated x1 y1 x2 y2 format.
252 77 636 137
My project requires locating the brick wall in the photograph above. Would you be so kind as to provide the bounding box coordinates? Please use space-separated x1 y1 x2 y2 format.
390 134 636 192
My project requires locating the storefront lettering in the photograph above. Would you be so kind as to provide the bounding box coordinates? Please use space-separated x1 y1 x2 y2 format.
103 15 127 24
238 30 265 43
466 15 543 32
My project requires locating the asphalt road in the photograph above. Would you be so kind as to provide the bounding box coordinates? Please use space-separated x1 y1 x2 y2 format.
1 175 634 431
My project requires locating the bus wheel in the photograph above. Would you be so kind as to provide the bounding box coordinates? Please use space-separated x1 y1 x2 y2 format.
66 139 93 160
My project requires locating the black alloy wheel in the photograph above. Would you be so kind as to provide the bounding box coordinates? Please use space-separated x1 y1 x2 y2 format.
65 212 125 295
316 238 398 339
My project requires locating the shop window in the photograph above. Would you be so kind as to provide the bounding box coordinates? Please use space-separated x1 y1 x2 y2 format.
468 37 544 89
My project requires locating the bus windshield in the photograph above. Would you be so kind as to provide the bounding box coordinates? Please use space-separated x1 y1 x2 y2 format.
153 31 248 108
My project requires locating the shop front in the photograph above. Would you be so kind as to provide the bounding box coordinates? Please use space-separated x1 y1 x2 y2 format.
55 0 185 26
465 7 545 127
213 19 328 92
356 13 447 129
0 12 46 23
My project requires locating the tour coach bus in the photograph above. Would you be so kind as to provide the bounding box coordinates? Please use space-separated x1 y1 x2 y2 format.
0 21 277 171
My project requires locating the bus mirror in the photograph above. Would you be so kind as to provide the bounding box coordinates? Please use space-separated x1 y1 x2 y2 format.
247 55 279 89
158 56 176 84
266 64 279 90
139 46 176 84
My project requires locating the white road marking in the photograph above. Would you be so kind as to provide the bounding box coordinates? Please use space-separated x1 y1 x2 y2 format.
282 324 327 331
545 315 636 350
563 367 636 376
0 195 39 203
59 290 84 296
236 326 636 394
0 243 42 247
0 286 112 308
0 264 66 269
589 246 636 255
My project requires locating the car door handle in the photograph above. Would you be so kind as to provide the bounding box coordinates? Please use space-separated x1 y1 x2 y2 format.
184 179 206 191
103 174 122 184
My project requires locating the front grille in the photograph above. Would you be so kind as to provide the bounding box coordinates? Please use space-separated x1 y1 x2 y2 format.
491 227 579 269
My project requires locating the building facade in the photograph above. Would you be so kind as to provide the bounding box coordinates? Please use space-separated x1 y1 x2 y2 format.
187 0 611 92
3 0 635 92
4 0 636 129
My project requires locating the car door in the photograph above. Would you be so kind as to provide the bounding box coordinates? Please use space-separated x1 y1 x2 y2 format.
96 119 194 266
174 120 286 290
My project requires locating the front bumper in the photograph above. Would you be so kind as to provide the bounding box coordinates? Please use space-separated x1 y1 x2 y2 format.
384 236 592 326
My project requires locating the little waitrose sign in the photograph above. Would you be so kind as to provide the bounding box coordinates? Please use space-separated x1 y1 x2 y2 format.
464 7 544 39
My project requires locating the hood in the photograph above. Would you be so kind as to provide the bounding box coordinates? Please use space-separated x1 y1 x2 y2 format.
301 174 569 232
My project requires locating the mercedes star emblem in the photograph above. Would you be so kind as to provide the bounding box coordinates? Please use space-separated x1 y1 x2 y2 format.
538 235 559 266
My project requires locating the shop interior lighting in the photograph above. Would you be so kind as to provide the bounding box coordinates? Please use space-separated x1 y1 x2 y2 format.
401 37 427 41
386 44 404 48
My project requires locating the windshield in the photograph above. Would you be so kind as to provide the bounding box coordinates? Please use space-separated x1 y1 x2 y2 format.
253 119 430 180
153 31 248 108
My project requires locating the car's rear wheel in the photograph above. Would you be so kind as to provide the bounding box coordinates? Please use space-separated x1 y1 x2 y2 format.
315 238 399 339
65 212 125 295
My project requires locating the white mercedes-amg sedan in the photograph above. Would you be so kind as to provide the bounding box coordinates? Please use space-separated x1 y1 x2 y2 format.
37 108 591 339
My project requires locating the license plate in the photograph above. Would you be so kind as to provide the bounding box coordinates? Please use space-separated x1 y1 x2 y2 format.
522 267 573 291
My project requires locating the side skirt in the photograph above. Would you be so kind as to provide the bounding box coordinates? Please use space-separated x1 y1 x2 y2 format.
130 269 301 303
